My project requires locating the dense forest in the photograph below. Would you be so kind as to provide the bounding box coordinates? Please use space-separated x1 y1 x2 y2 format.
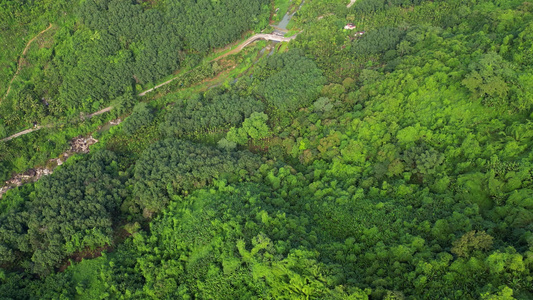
0 0 269 131
0 0 269 182
1 0 533 299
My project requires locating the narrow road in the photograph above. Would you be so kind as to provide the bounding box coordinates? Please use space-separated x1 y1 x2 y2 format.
86 106 113 118
141 33 299 96
1 32 299 142
347 0 356 8
239 33 296 48
1 126 42 142
3 23 53 101
0 106 113 142
138 77 179 97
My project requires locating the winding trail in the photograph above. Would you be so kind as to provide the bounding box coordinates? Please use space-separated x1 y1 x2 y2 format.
138 77 180 97
347 0 356 8
3 23 53 101
141 33 298 96
0 6 307 197
1 32 299 142
86 106 113 118
0 106 113 142
0 126 42 142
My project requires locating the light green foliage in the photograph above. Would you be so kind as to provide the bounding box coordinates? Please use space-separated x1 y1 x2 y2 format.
2 0 533 299
227 112 271 145
217 138 237 151
243 112 270 140
121 183 358 298
226 126 249 145
396 126 421 145
313 97 334 113
480 286 516 300
462 53 515 106
452 231 494 258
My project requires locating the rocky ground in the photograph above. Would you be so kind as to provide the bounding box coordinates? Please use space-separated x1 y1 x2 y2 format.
0 135 99 198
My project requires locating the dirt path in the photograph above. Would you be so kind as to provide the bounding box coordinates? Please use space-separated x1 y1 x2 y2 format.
138 77 179 97
347 0 356 8
0 30 303 193
0 126 42 142
1 106 114 143
1 33 299 142
86 106 113 118
3 23 53 101
139 33 298 97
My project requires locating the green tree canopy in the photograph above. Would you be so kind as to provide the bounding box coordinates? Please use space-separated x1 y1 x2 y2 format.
131 139 261 214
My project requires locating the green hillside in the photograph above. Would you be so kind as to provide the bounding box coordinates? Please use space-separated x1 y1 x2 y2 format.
1 0 532 299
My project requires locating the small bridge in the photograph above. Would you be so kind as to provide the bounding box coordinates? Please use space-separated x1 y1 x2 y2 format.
213 32 299 62
239 33 296 49
2 33 300 143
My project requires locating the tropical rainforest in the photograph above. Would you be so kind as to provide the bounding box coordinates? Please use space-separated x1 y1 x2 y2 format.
1 0 533 299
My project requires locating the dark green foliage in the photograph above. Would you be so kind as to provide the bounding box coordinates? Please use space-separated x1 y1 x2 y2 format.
77 0 182 85
226 112 271 145
70 0 268 98
352 27 405 57
402 143 445 183
166 0 270 53
0 0 269 130
51 29 134 113
254 50 326 111
131 139 261 214
462 52 523 109
353 0 386 13
3 0 533 298
110 92 137 116
160 91 264 137
0 151 128 276
122 102 154 135
354 0 425 13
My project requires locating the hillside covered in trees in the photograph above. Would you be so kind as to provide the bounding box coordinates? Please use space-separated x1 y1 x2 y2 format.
1 0 533 299
0 0 269 133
